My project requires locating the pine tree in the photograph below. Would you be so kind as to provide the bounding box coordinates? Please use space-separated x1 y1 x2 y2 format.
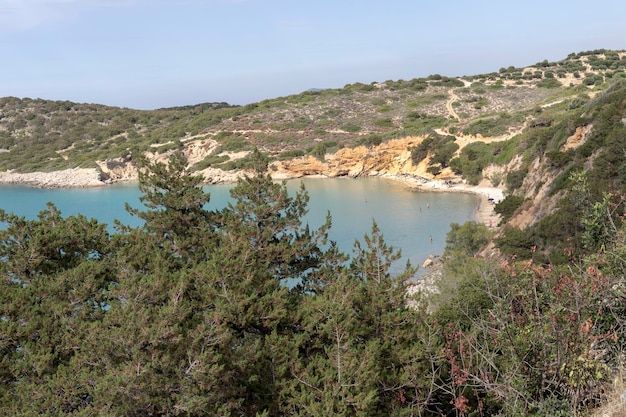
285 222 425 415
85 151 234 415
118 151 217 268
199 150 337 414
0 204 112 413
349 221 423 413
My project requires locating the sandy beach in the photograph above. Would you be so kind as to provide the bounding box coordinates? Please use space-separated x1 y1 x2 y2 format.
383 174 504 229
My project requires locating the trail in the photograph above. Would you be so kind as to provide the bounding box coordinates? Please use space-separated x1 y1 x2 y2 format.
444 79 471 121
445 88 461 121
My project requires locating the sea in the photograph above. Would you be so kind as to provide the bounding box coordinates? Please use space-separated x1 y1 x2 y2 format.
0 177 480 276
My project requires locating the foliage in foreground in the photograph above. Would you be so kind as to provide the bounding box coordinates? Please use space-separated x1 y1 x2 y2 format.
0 152 625 416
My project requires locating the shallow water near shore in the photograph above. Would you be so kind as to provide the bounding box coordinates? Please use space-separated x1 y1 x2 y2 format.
0 177 479 276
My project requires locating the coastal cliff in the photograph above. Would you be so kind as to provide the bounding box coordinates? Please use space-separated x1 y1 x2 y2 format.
270 136 426 180
0 136 497 194
0 136 507 230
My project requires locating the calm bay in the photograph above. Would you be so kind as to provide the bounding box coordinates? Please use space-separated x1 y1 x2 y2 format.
0 177 480 275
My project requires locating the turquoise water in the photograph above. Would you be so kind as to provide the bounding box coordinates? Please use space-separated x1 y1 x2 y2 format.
0 177 479 275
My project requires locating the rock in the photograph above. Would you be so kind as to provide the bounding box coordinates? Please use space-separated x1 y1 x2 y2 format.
0 168 106 188
97 156 138 182
269 137 425 180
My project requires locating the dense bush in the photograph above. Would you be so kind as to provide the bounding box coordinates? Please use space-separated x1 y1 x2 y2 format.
191 154 230 170
448 141 498 184
505 167 528 192
373 117 394 127
410 133 456 165
355 134 383 147
402 112 448 132
277 149 305 159
214 134 250 153
536 78 562 88
462 112 521 137
495 226 535 258
494 194 525 222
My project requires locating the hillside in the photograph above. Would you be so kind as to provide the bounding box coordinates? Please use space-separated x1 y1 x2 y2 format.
2 49 626 416
0 49 621 175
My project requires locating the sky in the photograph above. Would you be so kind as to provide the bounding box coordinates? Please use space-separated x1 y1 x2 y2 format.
1 0 625 110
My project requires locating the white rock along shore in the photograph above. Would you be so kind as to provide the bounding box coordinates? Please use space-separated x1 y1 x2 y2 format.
0 168 107 188
0 168 505 228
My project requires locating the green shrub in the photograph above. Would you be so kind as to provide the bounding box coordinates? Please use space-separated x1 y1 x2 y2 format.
495 226 534 259
402 113 448 132
462 113 517 137
568 95 589 109
505 167 528 192
536 78 562 89
341 123 361 133
426 165 441 175
494 195 525 222
430 141 459 168
444 221 492 257
355 134 383 147
545 150 574 168
192 154 230 171
307 141 339 161
278 149 305 160
374 118 394 128
549 163 583 196
214 135 250 153
473 97 489 109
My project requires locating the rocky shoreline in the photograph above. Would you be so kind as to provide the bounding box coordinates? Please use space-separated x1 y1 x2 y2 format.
0 135 505 228
0 168 109 188
0 166 504 227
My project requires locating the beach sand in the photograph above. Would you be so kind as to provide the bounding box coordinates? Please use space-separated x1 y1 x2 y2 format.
474 192 500 229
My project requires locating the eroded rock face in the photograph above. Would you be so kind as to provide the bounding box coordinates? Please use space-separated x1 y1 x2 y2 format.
0 136 435 188
97 156 138 182
270 137 426 180
196 167 247 184
561 124 591 151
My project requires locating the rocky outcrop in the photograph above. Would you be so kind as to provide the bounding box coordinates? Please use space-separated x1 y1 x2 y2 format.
196 166 248 184
270 137 426 180
97 156 138 183
0 168 106 188
561 124 591 151
0 135 488 189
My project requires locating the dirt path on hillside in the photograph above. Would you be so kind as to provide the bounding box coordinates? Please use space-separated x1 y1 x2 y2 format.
445 88 461 121
445 79 472 121
434 127 522 157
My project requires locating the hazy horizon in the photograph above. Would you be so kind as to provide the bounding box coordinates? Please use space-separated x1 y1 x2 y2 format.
1 0 624 110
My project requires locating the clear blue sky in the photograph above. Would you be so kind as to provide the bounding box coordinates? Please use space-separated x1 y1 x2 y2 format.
1 0 624 110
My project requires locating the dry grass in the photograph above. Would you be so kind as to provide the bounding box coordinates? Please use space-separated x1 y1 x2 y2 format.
591 365 626 417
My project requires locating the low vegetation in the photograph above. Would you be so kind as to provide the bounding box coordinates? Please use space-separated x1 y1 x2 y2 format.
0 50 623 174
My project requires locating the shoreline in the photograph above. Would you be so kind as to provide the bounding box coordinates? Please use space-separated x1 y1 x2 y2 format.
0 168 108 189
380 173 504 229
0 168 504 228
